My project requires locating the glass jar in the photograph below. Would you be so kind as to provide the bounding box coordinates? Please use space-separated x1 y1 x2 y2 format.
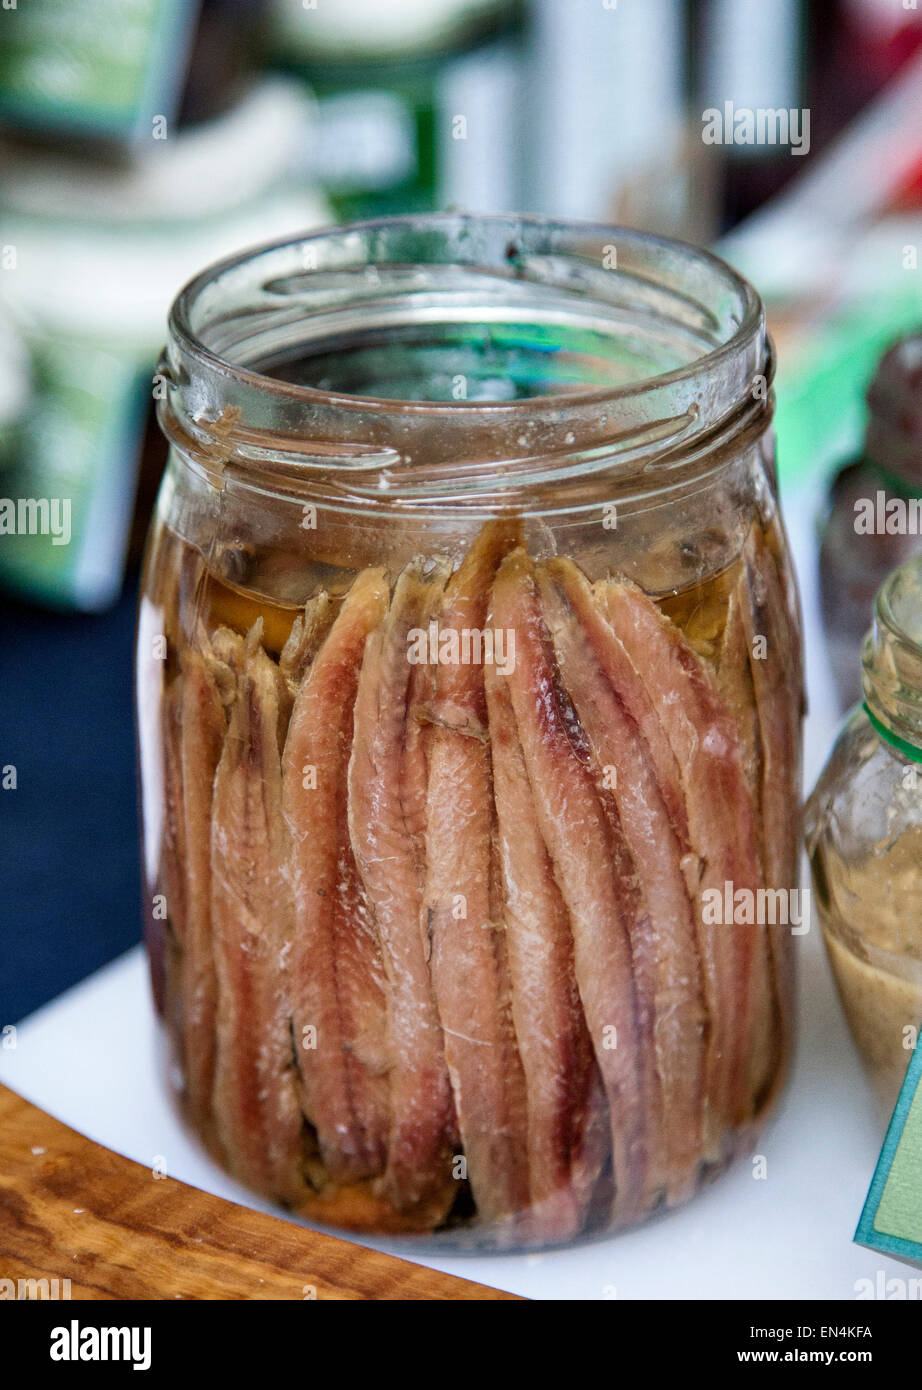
807 553 922 1118
818 330 922 711
137 213 803 1250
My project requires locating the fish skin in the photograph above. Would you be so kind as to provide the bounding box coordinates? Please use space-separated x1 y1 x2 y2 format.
206 626 245 708
540 560 706 1204
403 627 437 872
484 649 608 1242
210 621 304 1202
347 562 457 1223
491 549 647 1224
155 676 186 1048
282 568 391 1183
279 591 335 697
422 522 530 1232
536 571 663 1207
546 559 691 850
594 578 762 1158
717 578 778 1117
160 676 187 947
178 648 228 1134
739 525 802 1099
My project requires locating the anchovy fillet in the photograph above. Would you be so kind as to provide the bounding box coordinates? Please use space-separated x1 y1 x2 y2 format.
740 526 802 1096
541 560 706 1203
347 562 457 1222
594 578 761 1157
210 621 304 1200
423 522 530 1231
485 647 608 1242
491 550 647 1223
283 569 391 1182
179 647 230 1132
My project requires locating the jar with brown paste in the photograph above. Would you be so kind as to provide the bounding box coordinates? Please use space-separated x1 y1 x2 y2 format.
137 214 804 1249
807 552 922 1119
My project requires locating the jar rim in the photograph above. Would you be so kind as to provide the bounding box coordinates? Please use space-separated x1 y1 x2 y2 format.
162 212 772 511
170 212 764 412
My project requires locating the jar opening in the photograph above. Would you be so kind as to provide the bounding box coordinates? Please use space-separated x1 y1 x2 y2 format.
162 213 772 511
180 233 746 408
261 302 697 406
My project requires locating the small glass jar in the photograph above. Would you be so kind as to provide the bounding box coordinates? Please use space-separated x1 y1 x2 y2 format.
818 331 922 711
807 553 922 1117
137 214 803 1249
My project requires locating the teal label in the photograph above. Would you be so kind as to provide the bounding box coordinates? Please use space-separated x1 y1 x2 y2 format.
856 1034 922 1268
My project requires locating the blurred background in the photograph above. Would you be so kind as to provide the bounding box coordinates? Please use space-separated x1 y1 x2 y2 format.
2 0 922 1022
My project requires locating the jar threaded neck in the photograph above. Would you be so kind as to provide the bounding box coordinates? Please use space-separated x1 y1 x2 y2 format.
862 552 922 753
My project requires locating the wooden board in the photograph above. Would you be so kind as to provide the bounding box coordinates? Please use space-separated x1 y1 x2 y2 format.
0 1084 521 1301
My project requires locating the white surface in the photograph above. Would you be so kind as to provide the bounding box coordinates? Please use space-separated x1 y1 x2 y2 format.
0 478 909 1299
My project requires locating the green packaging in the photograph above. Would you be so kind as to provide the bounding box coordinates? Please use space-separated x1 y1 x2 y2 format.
0 0 198 143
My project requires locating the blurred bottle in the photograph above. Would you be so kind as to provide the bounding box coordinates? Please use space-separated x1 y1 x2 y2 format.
0 80 328 611
0 0 268 146
526 0 696 236
269 0 527 218
689 0 806 230
819 331 922 711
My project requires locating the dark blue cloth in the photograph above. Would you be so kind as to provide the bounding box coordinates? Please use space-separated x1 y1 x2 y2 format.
0 580 142 1023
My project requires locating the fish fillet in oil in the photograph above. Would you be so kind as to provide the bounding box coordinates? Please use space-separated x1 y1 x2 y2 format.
541 559 706 1203
422 522 530 1231
348 562 457 1223
740 526 802 1092
283 569 391 1183
211 621 304 1200
491 550 647 1223
595 578 761 1155
179 646 231 1132
485 648 609 1242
